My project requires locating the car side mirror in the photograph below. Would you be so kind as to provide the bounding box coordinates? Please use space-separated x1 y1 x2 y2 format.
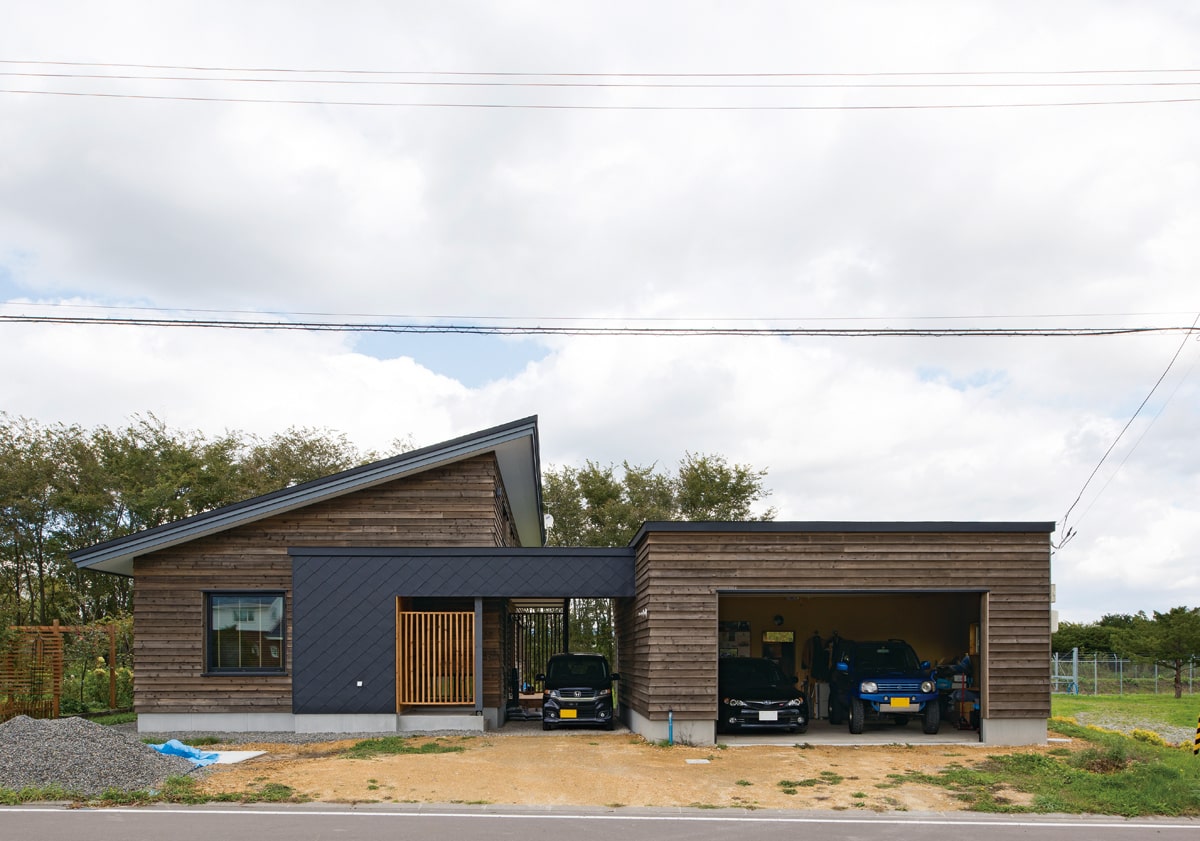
920 661 931 670
792 675 799 684
535 673 545 682
610 673 620 681
835 661 849 673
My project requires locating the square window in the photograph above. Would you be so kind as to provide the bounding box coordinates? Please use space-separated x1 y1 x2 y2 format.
206 592 285 673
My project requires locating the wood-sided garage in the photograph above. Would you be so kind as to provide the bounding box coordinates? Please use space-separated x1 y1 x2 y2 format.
614 521 1055 746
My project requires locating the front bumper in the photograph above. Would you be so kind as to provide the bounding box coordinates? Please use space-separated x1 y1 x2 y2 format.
542 698 615 726
860 693 938 714
722 706 807 730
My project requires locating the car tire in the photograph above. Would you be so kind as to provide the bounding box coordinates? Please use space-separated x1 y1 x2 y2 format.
796 725 808 735
922 699 941 734
605 719 615 731
849 698 865 734
542 721 552 731
829 697 844 725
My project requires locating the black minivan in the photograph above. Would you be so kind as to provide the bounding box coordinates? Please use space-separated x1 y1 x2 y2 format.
538 653 619 731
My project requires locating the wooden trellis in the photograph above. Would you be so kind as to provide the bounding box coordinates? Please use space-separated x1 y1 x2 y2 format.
395 610 474 707
0 622 118 723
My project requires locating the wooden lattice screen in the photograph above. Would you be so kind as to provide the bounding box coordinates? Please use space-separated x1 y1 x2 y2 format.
395 609 475 707
0 628 63 722
0 623 118 723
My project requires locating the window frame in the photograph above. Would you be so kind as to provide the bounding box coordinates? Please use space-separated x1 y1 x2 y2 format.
203 590 287 676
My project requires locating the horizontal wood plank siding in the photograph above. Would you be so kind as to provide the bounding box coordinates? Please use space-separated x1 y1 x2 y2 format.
133 455 509 715
618 529 1051 723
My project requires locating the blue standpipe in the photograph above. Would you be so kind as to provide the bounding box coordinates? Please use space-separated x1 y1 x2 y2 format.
668 708 674 745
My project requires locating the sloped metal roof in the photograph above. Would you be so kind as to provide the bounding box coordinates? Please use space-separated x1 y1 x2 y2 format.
70 416 543 577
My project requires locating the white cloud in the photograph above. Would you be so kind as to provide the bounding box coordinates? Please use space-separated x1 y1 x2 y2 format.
2 1 1199 622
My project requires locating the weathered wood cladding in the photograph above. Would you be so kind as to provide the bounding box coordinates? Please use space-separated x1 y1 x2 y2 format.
617 529 1052 723
132 454 513 715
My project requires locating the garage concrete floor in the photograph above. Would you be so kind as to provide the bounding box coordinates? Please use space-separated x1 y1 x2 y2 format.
718 716 982 746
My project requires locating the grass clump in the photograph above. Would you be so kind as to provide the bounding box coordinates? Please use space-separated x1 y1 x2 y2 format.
0 784 74 804
342 736 468 759
896 719 1199 817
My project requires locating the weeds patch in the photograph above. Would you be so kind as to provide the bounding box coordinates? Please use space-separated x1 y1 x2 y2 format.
894 721 1199 817
341 736 467 759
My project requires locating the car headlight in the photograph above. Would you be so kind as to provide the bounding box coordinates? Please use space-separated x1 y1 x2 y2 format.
597 688 612 697
548 689 560 699
723 697 745 707
920 680 935 693
860 681 877 694
785 698 802 707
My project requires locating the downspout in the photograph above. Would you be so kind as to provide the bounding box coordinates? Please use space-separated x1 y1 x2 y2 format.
474 597 484 716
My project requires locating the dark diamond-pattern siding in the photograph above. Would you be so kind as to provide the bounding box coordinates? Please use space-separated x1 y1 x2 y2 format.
291 549 633 714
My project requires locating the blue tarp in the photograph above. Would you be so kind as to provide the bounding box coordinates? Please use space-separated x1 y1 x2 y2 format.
149 738 220 767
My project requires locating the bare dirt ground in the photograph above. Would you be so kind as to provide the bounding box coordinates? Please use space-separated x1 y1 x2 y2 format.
197 729 1058 811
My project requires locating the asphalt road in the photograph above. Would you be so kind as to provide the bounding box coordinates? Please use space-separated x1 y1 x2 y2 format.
2 805 1198 841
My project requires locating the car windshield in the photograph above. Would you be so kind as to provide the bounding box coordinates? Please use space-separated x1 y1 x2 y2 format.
852 643 920 672
720 658 787 685
547 657 608 684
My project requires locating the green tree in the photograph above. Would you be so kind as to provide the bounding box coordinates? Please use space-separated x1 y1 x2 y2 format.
542 453 775 660
0 413 384 627
1051 613 1139 656
1110 606 1200 699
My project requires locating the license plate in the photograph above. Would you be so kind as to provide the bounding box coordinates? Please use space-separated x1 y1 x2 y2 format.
560 709 576 718
888 698 910 708
758 710 778 721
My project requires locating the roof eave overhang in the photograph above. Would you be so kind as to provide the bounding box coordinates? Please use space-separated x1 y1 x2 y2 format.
72 416 544 577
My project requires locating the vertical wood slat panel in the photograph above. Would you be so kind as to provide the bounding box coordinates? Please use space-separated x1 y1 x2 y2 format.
396 609 475 706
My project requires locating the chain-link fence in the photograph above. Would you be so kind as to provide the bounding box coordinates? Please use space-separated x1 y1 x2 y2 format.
1051 650 1198 695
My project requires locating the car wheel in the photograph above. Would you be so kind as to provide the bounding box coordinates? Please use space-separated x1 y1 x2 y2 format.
848 698 865 734
922 699 941 734
604 719 615 731
796 725 808 735
829 697 844 725
542 721 552 731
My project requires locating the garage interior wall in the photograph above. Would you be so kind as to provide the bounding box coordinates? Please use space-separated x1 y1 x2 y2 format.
718 593 981 667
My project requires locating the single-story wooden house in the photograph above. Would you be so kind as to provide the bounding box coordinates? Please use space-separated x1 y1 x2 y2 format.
71 416 1055 745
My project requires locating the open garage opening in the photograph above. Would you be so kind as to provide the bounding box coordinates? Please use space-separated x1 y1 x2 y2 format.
717 591 983 742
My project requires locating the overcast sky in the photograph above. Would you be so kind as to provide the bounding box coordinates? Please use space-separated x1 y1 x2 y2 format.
2 2 1198 623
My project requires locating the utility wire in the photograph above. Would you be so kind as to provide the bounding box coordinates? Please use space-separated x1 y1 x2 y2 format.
3 59 1200 77
5 87 1200 110
1073 337 1200 530
3 313 1199 338
7 70 1200 90
6 61 1200 109
1055 311 1200 550
7 300 1196 323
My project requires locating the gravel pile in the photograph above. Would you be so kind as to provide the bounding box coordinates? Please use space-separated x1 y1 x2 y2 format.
0 715 196 797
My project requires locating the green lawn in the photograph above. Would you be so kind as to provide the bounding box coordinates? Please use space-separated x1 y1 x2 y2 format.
1052 693 1200 732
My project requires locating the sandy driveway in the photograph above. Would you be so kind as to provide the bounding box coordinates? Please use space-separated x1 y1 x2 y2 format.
197 726 1051 811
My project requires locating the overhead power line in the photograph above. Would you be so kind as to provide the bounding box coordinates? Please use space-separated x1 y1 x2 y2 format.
4 59 1200 77
1055 311 1200 550
3 313 1199 338
5 60 1200 109
5 88 1199 110
7 70 1200 90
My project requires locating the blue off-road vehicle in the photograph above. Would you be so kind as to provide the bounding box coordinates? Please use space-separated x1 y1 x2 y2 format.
828 639 941 735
